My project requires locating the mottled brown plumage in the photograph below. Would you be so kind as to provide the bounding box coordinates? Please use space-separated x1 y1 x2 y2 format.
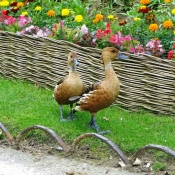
75 47 121 133
53 51 85 121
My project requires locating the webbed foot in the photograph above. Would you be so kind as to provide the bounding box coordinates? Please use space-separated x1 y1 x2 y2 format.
88 116 111 135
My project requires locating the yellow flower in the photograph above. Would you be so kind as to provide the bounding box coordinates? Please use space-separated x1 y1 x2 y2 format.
35 6 41 11
47 10 55 17
163 20 173 28
148 23 159 31
140 5 147 9
107 15 114 19
0 0 9 6
140 0 150 5
134 17 141 21
17 2 24 7
95 14 103 20
75 15 83 22
172 9 175 14
154 38 159 40
22 11 28 16
174 31 175 34
61 8 70 16
164 0 172 2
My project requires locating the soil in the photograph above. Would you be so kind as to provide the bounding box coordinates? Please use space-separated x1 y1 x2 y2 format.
0 136 175 175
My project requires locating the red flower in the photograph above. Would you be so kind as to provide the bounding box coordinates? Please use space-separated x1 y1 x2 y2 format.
168 50 174 59
138 6 149 13
1 10 9 16
105 22 112 34
24 0 35 2
11 7 20 13
0 15 11 23
10 1 18 6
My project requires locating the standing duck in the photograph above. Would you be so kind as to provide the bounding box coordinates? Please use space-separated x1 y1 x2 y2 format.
53 51 85 121
72 47 128 134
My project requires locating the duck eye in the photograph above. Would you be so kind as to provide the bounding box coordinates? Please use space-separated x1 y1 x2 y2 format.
112 50 116 53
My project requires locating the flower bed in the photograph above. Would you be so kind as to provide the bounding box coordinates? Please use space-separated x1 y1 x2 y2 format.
0 0 175 59
0 30 175 115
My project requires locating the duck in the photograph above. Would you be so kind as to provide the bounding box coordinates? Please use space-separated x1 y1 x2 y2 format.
70 47 128 134
53 51 85 121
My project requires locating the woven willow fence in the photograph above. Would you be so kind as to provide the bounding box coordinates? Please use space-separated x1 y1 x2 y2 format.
0 31 175 115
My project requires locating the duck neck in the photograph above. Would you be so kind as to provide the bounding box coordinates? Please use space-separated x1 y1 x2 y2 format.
69 65 76 73
104 62 112 70
104 62 115 79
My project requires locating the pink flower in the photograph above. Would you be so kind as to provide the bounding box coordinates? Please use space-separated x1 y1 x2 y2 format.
109 31 124 46
96 29 106 39
123 35 132 41
146 39 164 55
37 27 51 37
130 44 145 54
17 15 32 27
81 24 88 34
4 16 16 25
20 25 39 34
59 20 64 28
146 39 161 48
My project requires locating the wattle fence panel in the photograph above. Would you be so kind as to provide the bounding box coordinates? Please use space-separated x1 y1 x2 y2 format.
0 31 175 115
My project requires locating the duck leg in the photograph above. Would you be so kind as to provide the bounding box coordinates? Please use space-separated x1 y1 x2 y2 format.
66 96 82 120
67 103 76 120
88 115 100 133
88 114 110 135
59 104 76 122
59 105 66 122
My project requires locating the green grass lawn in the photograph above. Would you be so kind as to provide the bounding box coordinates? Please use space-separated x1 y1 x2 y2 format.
0 75 175 154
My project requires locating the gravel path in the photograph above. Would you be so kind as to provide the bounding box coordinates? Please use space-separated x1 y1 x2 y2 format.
0 147 143 175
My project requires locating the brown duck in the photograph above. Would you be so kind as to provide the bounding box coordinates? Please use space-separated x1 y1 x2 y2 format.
53 51 85 121
71 47 128 134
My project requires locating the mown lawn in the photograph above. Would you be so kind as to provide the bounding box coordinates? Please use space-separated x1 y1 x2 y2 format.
0 75 175 154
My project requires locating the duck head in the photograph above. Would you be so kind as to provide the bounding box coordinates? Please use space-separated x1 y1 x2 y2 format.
68 51 79 71
101 47 128 68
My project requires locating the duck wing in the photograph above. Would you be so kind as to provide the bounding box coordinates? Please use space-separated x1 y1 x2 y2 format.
76 82 114 113
56 76 67 85
84 81 101 94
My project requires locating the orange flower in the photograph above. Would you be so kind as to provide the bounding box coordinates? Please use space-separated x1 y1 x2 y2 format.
163 20 173 28
47 10 55 17
140 0 150 5
148 23 159 31
146 14 155 21
119 20 127 26
95 14 103 20
17 2 24 7
92 18 99 23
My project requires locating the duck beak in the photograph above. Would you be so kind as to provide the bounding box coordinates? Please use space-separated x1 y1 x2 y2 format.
73 58 79 66
117 52 129 60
